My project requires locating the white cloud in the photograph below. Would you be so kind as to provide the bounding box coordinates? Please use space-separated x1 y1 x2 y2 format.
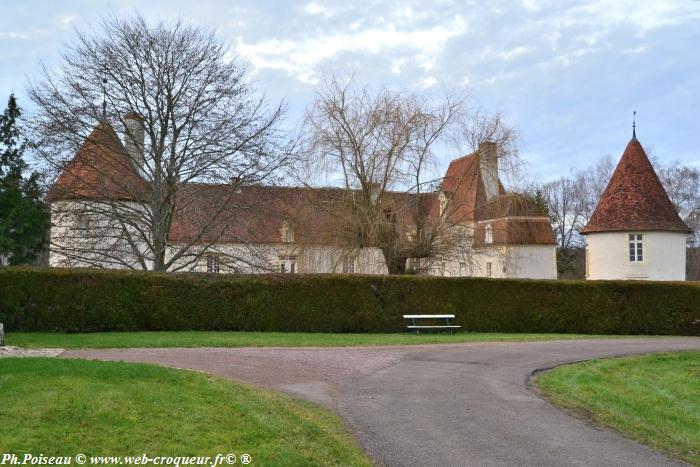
521 0 542 12
304 2 333 18
626 45 648 54
0 32 28 40
421 76 438 88
391 58 406 75
499 46 531 61
236 15 467 84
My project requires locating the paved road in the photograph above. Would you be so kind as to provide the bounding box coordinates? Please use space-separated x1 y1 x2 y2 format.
63 338 700 466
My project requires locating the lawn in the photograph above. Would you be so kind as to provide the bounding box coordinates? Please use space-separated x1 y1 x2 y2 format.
6 331 639 348
537 351 700 465
0 358 371 466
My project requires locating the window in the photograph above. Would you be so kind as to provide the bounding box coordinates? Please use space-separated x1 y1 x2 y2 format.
486 262 492 277
459 262 467 276
485 224 493 244
409 257 421 272
75 213 92 238
206 254 220 273
281 223 294 243
279 255 296 273
439 193 447 216
629 234 643 262
342 257 356 274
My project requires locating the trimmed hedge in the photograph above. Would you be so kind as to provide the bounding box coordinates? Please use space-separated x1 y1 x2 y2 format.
0 267 698 335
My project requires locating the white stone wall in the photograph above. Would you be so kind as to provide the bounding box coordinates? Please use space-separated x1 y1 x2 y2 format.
505 245 558 279
298 246 387 274
164 243 389 275
49 200 152 269
422 246 507 278
49 202 558 279
585 231 687 281
166 243 279 273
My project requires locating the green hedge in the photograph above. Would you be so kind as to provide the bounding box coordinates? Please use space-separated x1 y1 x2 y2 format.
0 267 698 335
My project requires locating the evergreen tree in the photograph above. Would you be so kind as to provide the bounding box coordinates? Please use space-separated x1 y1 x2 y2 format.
532 189 550 217
0 94 49 265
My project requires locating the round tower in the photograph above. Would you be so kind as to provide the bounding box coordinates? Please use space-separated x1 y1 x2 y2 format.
581 135 691 281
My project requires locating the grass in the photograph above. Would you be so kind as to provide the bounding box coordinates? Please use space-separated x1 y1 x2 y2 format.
5 331 643 349
0 358 371 466
537 351 700 465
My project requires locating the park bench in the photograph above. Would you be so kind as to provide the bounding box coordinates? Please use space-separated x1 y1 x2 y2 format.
403 314 461 335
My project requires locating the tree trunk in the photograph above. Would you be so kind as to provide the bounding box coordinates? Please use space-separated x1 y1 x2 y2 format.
382 249 407 275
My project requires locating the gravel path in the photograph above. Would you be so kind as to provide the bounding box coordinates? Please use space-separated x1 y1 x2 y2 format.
62 337 700 466
0 346 64 358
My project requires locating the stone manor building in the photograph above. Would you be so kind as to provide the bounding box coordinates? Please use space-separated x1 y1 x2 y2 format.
47 117 558 278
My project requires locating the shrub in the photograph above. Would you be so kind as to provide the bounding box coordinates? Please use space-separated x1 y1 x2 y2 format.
0 267 698 335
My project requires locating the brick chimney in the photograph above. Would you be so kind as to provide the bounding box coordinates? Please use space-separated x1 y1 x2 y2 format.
479 141 499 201
124 112 145 174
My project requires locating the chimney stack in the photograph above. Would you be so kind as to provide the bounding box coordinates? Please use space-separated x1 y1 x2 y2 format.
479 141 499 201
124 112 145 175
369 182 381 205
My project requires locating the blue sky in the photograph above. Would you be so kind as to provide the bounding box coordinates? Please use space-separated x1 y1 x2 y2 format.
1 0 699 181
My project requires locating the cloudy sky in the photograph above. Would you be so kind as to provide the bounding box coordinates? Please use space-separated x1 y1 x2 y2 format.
1 0 698 181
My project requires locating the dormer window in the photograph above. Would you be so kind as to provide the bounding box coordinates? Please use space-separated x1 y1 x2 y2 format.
485 224 493 244
281 222 294 243
439 192 447 216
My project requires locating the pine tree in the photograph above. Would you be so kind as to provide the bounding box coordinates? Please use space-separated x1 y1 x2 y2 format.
532 189 550 217
0 94 49 265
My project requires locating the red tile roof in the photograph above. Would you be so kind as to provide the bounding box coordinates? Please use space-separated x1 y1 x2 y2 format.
473 194 557 246
440 153 505 223
46 122 148 202
474 217 557 246
48 125 556 247
581 138 691 234
168 184 437 245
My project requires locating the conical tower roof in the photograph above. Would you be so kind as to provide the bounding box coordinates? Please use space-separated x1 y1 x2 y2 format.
47 121 148 202
581 137 691 234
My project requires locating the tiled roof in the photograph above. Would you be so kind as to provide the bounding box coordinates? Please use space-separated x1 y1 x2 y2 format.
473 193 556 246
474 217 557 246
48 125 556 247
441 157 554 246
581 138 691 234
477 193 549 220
440 153 505 223
46 122 148 202
168 184 437 245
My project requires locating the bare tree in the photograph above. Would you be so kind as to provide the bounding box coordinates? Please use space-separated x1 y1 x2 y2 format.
537 156 613 277
541 175 586 251
300 76 470 274
655 160 700 245
456 109 523 190
29 15 290 271
300 76 520 275
577 155 615 223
